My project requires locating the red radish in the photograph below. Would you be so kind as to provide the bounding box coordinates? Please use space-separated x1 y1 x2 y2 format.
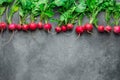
67 23 73 30
83 25 87 31
43 23 52 31
8 23 16 31
98 25 104 32
75 26 84 34
55 26 61 33
3 24 16 47
113 26 120 34
0 22 7 30
29 22 37 31
22 24 29 31
84 23 93 32
37 22 43 29
105 25 112 32
61 25 67 32
16 24 22 30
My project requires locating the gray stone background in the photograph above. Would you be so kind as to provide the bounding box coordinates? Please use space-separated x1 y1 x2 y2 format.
0 3 120 80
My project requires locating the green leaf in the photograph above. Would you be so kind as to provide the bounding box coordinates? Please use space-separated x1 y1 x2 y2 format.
54 0 67 6
96 0 103 4
86 0 103 11
38 0 48 4
20 0 27 7
75 1 86 13
20 0 33 10
44 10 54 17
19 7 24 17
39 4 44 11
12 5 19 12
0 0 13 5
60 7 76 21
0 7 5 16
31 2 41 16
101 0 115 11
6 0 13 3
50 18 59 22
64 0 74 9
60 14 67 21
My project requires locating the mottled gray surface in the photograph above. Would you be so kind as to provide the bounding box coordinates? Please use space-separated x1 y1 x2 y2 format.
0 11 120 80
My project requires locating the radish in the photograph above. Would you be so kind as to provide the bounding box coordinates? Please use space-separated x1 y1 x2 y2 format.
43 23 52 32
113 26 120 34
61 25 67 32
83 25 87 31
29 22 37 31
22 24 29 31
0 22 7 37
75 26 84 34
3 0 19 47
75 26 84 40
105 25 112 32
8 23 16 31
3 23 16 47
37 22 43 29
0 22 7 30
86 0 106 33
67 23 73 30
98 25 104 32
16 24 22 30
55 26 61 33
84 23 93 32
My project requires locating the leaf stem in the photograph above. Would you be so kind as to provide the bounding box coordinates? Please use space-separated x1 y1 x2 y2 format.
0 16 2 22
45 17 48 23
71 13 79 24
105 10 110 25
94 22 98 28
90 10 99 24
30 14 34 22
78 14 84 25
115 18 119 26
6 6 9 24
40 12 44 22
58 21 62 26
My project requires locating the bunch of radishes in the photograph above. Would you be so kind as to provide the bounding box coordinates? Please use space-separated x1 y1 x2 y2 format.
4 22 72 32
75 23 120 35
5 22 119 34
0 0 120 36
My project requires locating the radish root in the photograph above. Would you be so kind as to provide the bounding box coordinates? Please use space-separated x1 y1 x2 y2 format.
87 31 93 34
0 29 3 38
48 30 56 35
75 34 81 40
2 31 15 47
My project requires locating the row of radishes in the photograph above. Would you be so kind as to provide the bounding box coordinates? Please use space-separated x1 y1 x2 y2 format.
0 21 120 35
0 0 119 47
0 0 120 41
0 0 119 35
0 20 119 47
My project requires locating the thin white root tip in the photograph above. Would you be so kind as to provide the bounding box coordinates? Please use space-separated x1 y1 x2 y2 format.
75 34 81 40
48 30 56 35
2 31 15 47
0 29 3 38
87 31 93 34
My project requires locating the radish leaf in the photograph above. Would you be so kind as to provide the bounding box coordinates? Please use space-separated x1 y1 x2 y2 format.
0 7 5 16
75 0 86 13
54 0 67 7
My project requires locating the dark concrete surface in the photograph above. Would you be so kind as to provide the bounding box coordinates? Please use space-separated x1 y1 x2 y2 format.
0 11 120 80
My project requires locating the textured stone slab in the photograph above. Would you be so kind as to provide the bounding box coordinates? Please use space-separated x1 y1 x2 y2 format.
0 8 120 80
